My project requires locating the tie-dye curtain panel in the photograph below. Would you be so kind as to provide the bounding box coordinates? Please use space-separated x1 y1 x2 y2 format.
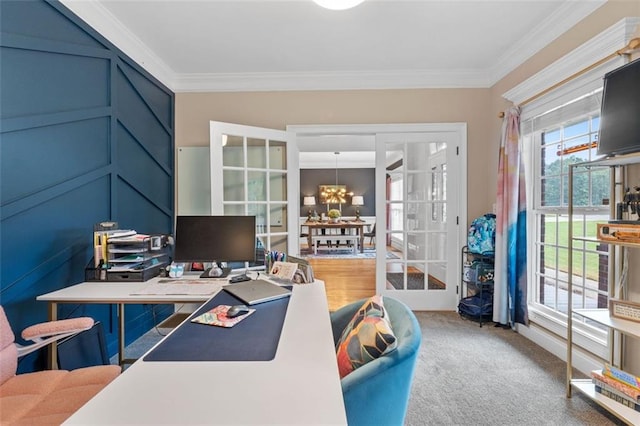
494 106 528 327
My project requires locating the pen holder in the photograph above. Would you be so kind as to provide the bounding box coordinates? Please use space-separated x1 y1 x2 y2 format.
265 255 274 274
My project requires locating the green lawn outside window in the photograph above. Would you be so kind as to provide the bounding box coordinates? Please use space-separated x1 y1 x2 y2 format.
544 220 601 281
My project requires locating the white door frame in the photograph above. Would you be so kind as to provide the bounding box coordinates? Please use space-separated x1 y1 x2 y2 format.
288 123 467 310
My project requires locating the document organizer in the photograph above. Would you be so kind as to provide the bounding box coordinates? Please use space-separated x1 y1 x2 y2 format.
85 234 170 282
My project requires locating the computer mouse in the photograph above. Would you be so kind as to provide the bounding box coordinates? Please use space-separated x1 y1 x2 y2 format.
226 305 250 318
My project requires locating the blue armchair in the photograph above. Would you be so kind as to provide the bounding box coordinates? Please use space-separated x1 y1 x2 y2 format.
330 296 422 426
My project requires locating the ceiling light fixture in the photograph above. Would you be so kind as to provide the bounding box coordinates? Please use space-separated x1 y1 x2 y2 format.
313 0 365 11
320 152 354 211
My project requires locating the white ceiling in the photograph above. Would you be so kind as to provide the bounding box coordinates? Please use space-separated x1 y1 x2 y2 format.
62 0 606 93
60 0 607 166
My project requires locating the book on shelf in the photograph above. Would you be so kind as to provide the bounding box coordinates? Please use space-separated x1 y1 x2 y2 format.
594 385 640 412
591 369 640 403
603 364 640 392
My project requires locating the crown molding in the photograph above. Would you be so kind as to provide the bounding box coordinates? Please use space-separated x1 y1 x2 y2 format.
60 0 619 94
503 17 640 106
59 0 176 89
487 0 606 86
171 69 492 93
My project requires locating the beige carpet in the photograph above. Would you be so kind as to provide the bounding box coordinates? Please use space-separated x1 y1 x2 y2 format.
407 311 623 425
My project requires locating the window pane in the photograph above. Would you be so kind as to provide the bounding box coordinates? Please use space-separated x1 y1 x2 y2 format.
542 177 561 206
429 261 447 290
543 128 561 144
542 214 557 245
569 171 591 207
562 135 591 164
269 203 288 233
591 168 609 205
406 232 425 261
269 171 287 202
247 171 266 201
389 201 403 233
223 170 244 201
222 135 244 167
247 203 267 234
269 141 287 170
564 119 589 139
224 204 244 215
541 144 562 177
247 138 266 169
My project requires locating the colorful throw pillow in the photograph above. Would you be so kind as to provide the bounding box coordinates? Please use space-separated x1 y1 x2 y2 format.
336 295 397 378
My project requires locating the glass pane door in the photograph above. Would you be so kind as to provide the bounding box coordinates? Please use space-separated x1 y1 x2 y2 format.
210 122 297 264
376 132 459 310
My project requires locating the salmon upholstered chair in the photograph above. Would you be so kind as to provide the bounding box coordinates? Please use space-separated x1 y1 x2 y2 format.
0 306 121 425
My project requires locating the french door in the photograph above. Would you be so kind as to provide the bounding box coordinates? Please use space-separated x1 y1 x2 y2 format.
209 121 299 256
375 127 464 310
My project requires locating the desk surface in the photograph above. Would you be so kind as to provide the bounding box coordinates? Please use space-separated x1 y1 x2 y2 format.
60 281 347 425
36 277 225 304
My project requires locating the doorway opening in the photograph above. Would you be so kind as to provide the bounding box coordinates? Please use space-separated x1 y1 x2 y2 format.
289 123 467 311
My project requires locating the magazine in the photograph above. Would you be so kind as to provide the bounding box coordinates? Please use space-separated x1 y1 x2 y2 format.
190 305 255 328
269 261 298 280
286 255 314 284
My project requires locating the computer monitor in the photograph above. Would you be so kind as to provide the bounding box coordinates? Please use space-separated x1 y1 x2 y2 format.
173 215 257 278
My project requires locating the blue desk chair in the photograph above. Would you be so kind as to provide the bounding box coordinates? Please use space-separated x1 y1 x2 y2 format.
330 297 421 426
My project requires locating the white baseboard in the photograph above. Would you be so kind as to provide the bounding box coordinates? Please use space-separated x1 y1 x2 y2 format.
516 322 602 376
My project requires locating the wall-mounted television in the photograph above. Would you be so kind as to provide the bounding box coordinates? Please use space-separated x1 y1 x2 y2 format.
596 57 640 157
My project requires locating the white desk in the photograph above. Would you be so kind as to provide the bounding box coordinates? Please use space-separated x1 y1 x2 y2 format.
60 281 347 425
37 277 226 366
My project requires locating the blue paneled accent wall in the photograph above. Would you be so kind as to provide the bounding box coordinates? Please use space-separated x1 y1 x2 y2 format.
0 0 175 372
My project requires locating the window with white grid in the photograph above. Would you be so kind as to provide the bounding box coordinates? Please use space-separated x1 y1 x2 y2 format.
524 94 610 321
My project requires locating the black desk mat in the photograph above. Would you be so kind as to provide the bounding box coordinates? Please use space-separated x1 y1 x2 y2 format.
143 287 290 362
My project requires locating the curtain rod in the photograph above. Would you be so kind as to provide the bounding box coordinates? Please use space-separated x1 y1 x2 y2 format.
498 37 640 118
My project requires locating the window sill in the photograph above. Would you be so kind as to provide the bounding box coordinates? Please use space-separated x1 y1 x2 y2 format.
526 304 608 361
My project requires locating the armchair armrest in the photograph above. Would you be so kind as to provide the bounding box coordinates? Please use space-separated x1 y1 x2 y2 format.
16 317 94 358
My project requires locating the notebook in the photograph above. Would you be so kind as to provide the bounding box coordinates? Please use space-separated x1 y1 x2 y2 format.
224 279 292 305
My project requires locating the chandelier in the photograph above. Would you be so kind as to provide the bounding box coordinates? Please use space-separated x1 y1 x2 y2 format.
321 186 351 205
320 152 353 208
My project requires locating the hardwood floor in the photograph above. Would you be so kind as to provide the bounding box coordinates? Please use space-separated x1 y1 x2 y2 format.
307 257 376 311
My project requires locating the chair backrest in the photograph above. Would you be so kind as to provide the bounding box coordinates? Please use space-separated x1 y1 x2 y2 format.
332 297 421 426
0 306 18 385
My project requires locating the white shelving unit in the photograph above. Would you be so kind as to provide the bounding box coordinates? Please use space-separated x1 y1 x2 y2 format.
574 309 640 336
567 153 640 426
